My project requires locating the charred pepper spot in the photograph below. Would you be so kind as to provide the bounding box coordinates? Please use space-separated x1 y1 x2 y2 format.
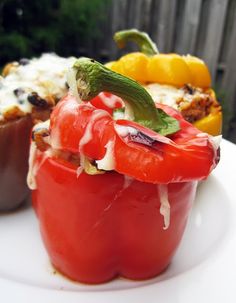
129 131 156 147
28 92 48 108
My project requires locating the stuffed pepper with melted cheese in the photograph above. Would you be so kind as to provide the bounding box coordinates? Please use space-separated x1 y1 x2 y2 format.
0 54 75 211
29 58 220 284
106 29 222 136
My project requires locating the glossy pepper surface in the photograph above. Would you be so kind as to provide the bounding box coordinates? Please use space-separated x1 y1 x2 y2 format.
107 29 222 136
30 58 219 284
0 116 32 211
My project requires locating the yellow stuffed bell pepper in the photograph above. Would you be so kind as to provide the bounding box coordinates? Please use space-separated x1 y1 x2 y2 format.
107 29 222 136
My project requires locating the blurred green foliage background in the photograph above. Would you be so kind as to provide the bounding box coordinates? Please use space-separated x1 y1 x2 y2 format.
0 0 110 65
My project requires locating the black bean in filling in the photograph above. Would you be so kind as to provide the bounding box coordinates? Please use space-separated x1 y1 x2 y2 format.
27 92 48 108
13 88 25 97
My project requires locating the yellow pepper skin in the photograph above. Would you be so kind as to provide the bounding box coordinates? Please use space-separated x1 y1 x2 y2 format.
147 54 192 87
193 89 222 136
108 53 211 88
193 111 222 136
110 30 211 88
111 52 149 83
109 29 222 135
183 55 211 88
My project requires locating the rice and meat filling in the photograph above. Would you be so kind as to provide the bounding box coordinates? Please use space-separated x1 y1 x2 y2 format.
145 83 219 123
0 53 75 123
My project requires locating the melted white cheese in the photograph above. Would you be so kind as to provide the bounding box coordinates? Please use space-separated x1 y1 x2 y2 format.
34 119 50 130
209 135 222 150
124 102 134 120
123 175 133 190
79 110 109 150
98 92 122 109
158 184 171 230
196 133 222 150
79 109 109 171
27 142 38 190
96 140 115 170
0 53 75 118
145 83 210 111
76 165 84 178
27 120 51 190
66 66 81 103
209 134 222 169
27 147 51 190
50 120 62 150
145 83 184 109
114 124 138 137
113 110 125 120
0 78 33 114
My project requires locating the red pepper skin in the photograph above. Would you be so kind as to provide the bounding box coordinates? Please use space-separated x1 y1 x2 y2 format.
32 151 197 284
50 95 217 184
90 92 123 114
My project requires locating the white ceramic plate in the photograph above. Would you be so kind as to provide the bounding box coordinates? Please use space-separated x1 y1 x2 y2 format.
0 139 236 303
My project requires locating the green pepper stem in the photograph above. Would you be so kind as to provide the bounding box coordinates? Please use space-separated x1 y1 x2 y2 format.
72 57 179 136
113 29 159 56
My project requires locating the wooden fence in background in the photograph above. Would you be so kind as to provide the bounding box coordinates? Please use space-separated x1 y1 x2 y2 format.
86 0 236 142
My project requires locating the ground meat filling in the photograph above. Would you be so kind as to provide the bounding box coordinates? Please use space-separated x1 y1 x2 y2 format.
145 82 221 124
177 84 216 123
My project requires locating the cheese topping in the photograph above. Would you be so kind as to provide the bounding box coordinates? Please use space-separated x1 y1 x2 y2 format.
158 184 171 230
27 142 38 190
124 102 134 120
96 140 115 171
123 175 133 190
0 78 33 117
0 53 75 120
50 118 62 150
66 67 81 103
27 143 51 190
145 83 183 109
145 83 209 109
27 120 51 190
196 132 222 151
209 134 222 151
76 166 84 178
98 92 122 109
79 110 109 151
114 124 138 137
79 109 109 172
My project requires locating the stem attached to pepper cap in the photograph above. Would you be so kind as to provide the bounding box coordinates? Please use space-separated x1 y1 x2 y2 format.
113 29 159 56
72 57 179 136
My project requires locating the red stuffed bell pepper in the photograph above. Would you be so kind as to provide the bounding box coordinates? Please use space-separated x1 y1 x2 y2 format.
28 58 220 284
